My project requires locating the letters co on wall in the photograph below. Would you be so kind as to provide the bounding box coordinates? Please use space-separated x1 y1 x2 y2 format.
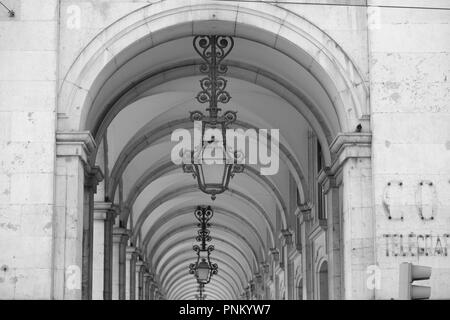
382 180 449 258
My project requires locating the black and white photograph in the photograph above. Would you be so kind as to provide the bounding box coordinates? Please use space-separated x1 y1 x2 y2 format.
0 0 449 309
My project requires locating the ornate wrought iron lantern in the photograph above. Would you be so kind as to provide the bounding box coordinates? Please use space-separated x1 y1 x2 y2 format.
189 206 218 285
182 35 244 200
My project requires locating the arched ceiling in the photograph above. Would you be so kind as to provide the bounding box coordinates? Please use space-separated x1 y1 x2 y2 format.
91 34 342 300
56 0 372 300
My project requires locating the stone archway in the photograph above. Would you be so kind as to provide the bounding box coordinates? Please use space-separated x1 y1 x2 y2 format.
58 0 368 136
54 0 373 300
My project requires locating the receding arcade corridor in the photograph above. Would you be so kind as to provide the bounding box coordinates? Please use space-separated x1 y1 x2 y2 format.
1 0 449 301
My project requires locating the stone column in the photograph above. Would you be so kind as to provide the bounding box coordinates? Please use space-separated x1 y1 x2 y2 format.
154 287 162 300
254 273 263 300
320 168 343 300
138 264 145 300
135 260 144 300
149 281 156 300
143 272 152 300
329 133 373 299
112 227 127 300
248 280 256 300
281 230 294 300
125 246 136 300
81 166 103 300
261 263 270 299
54 132 96 299
92 202 116 300
269 249 279 300
119 230 130 300
103 204 117 300
92 203 106 300
103 205 117 300
299 203 313 300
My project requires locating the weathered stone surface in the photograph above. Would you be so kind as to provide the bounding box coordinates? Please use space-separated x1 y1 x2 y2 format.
0 0 448 300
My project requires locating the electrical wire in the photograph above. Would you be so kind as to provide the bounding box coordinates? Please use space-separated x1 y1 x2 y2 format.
213 0 450 11
0 1 14 17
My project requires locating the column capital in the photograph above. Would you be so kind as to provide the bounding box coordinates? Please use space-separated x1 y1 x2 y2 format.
143 272 153 281
126 246 136 260
56 131 96 165
133 247 142 259
113 227 129 243
299 203 313 223
121 229 131 244
269 248 280 262
84 165 104 192
93 201 118 220
143 261 151 271
121 205 131 216
317 167 337 193
260 263 270 274
329 132 371 174
280 229 293 246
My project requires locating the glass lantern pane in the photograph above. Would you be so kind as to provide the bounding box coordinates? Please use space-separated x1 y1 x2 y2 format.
197 262 210 283
200 163 226 185
197 269 209 283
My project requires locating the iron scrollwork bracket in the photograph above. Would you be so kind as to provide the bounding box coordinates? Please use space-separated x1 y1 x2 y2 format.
193 35 234 116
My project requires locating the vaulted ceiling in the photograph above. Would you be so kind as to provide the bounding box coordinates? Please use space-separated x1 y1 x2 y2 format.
91 36 338 299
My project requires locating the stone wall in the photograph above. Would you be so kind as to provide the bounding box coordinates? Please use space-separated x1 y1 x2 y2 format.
369 3 450 299
0 0 449 299
0 0 58 299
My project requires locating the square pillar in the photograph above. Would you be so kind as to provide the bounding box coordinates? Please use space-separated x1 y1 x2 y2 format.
139 264 145 300
104 204 118 300
254 273 264 300
149 282 156 300
281 230 294 300
260 263 270 299
299 203 313 300
153 286 161 300
135 260 144 300
119 231 130 300
143 272 152 300
112 227 128 300
248 280 256 300
125 246 136 300
82 167 103 300
53 132 95 300
320 169 343 300
330 133 373 299
92 202 117 300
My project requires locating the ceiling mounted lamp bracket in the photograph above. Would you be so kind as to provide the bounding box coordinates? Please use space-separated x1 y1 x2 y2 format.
195 283 207 300
182 35 244 201
189 206 218 286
